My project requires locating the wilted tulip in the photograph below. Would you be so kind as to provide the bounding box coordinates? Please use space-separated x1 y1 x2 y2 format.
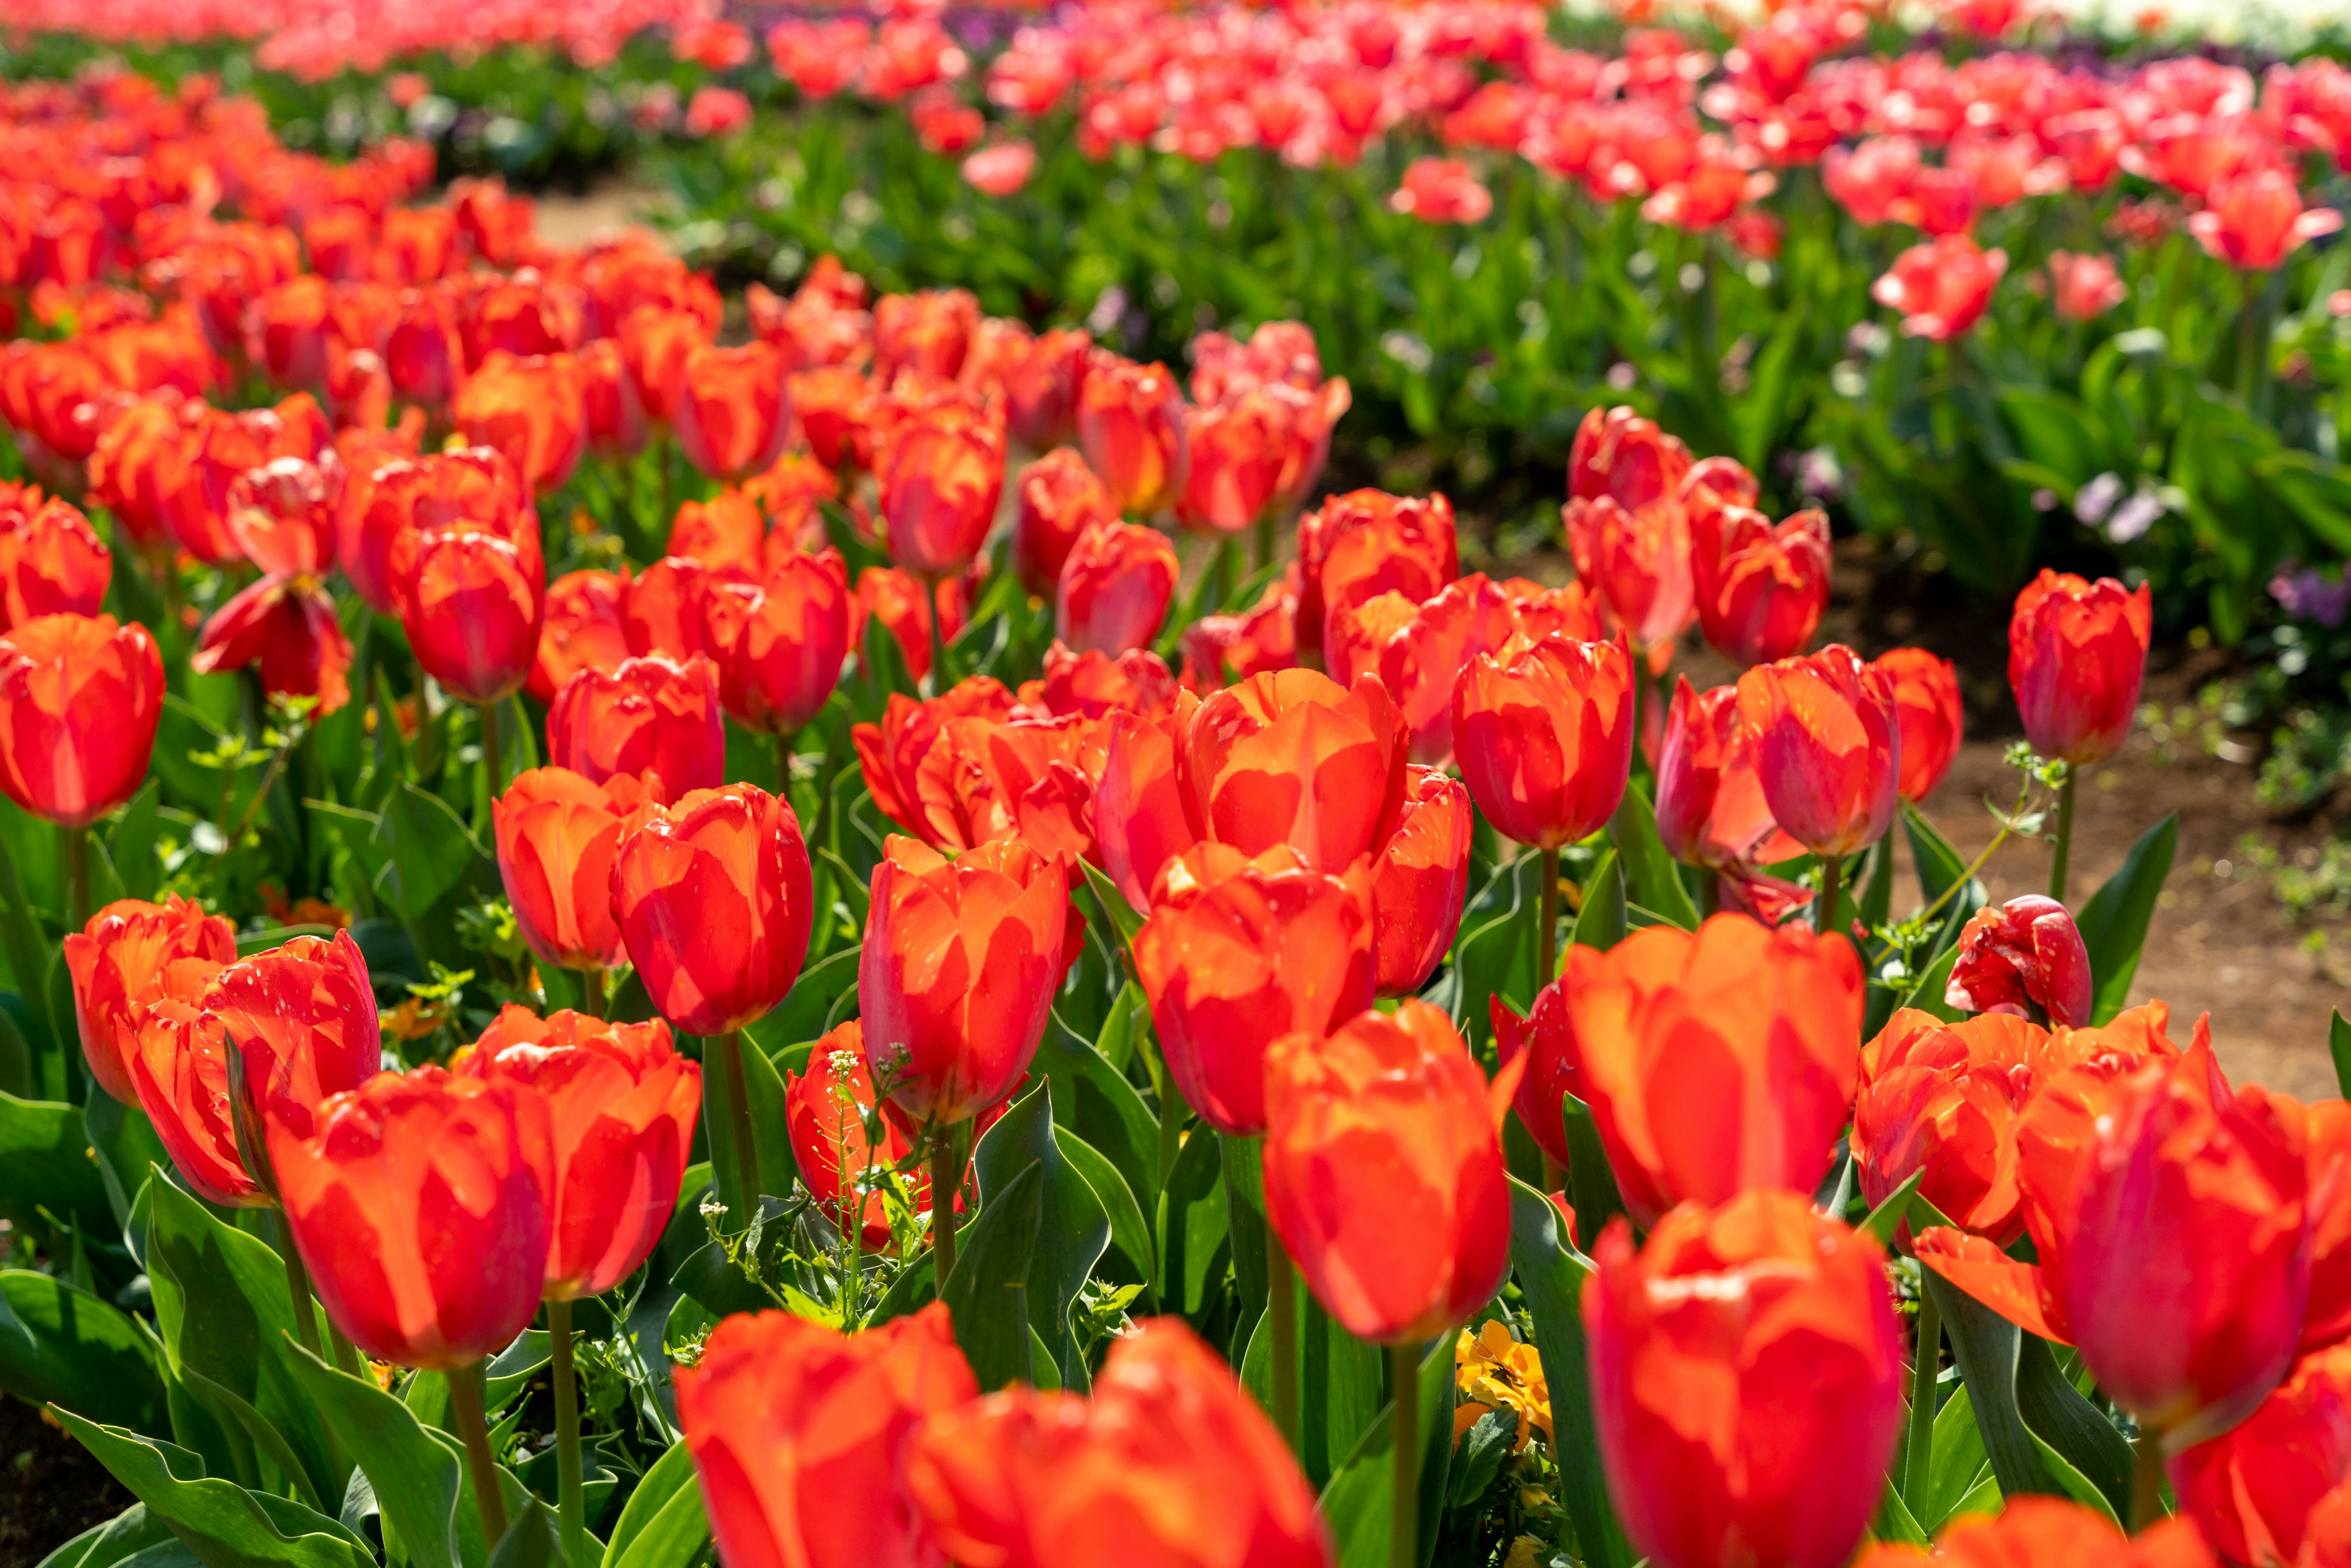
1012 447 1117 599
64 895 237 1106
271 1067 552 1370
678 1304 978 1568
1653 677 1788 872
701 551 853 735
0 498 109 630
2170 1344 2351 1567
494 768 655 976
1946 895 2094 1028
1875 648 1962 802
613 785 814 1037
1056 522 1178 656
1182 667 1409 874
1133 844 1375 1137
1854 1010 2052 1248
393 525 546 708
879 406 1005 579
454 1007 700 1299
1452 634 1637 851
786 1021 920 1252
1872 234 2009 340
1563 913 1864 1224
0 613 163 828
673 342 790 481
529 569 632 705
2009 569 2152 765
548 654 726 803
1075 351 1188 516
1734 644 1900 858
1371 767 1472 998
1587 1192 1905 1568
1689 501 1829 668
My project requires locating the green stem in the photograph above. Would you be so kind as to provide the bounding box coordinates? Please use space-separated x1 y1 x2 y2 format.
1253 509 1275 576
2049 768 2077 905
549 1298 585 1568
1267 1193 1299 1455
1218 535 1241 608
277 1218 324 1360
477 701 503 834
1534 847 1560 986
60 823 88 932
2131 1427 2168 1530
580 967 607 1022
1390 1340 1420 1568
1695 871 1720 919
777 727 797 804
1539 1153 1563 1195
1815 852 1843 939
1903 1289 1940 1510
924 576 950 697
714 1030 760 1223
446 1360 508 1551
929 1123 966 1286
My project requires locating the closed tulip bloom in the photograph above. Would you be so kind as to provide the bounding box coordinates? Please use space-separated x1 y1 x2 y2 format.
1005 328 1090 452
393 525 546 707
579 338 647 458
1263 1000 1514 1343
701 552 852 735
494 768 655 974
1491 981 1584 1172
1854 1498 2218 1568
880 407 1005 579
64 894 235 1106
2170 1345 2351 1567
907 1316 1331 1568
0 498 109 629
613 785 814 1037
1873 235 2009 341
678 1303 978 1568
673 342 789 481
270 1067 552 1370
2009 569 2152 765
452 350 587 494
1854 1009 2051 1248
548 655 726 803
1564 495 1693 667
340 445 530 617
1452 634 1637 851
205 931 386 1142
2191 169 2345 271
1654 677 1788 871
1182 667 1409 874
626 556 720 662
1563 913 1864 1225
1133 844 1374 1137
529 569 632 705
1734 644 1900 858
126 957 253 1207
1586 1192 1905 1568
454 1007 699 1299
1875 648 1963 802
1690 502 1829 668
1012 447 1118 598
1327 576 1517 767
1178 389 1288 535
860 836 1067 1128
1090 705 1199 911
0 613 163 828
668 492 767 579
2049 250 2130 322
1372 767 1472 999
1056 522 1178 657
1075 351 1188 516
1295 489 1460 663
384 287 464 410
874 290 979 381
1945 895 2094 1028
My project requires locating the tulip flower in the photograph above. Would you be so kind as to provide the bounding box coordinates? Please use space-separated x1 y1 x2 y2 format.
126 956 250 1207
879 405 1005 581
0 614 163 843
1327 576 1517 767
1586 1192 1905 1568
493 768 656 986
678 1304 979 1568
1371 767 1472 999
1177 389 1288 537
1180 572 1300 691
700 550 853 738
1452 632 1637 857
672 341 789 481
1734 645 1899 904
851 681 1092 858
1389 157 1493 223
1945 895 2094 1027
1011 447 1117 599
1005 328 1090 452
906 1316 1330 1568
1689 501 1829 669
0 498 108 630
1074 351 1188 517
204 929 388 1144
624 556 719 662
855 565 972 689
340 445 530 617
578 338 646 458
1872 234 2009 340
2169 1344 2351 1567
392 523 546 708
1090 705 1198 911
2011 569 2152 898
1295 489 1460 664
1854 1009 2053 1248
668 491 767 579
64 894 238 1106
786 1021 923 1253
2049 250 2129 321
547 654 726 805
1055 521 1178 656
874 289 980 381
1654 677 1790 874
452 350 586 493
1562 913 1864 1225
1030 642 1176 722
2191 169 2345 271
1853 1497 2218 1567
1182 667 1409 875
1491 981 1584 1178
192 460 353 715
1133 843 1376 1138
1564 495 1693 672
529 569 632 705
1875 647 1963 803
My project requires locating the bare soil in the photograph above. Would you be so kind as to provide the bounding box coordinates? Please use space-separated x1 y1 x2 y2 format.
0 1397 130 1568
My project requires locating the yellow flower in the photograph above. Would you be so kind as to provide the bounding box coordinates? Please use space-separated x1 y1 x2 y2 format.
1453 1319 1551 1451
1504 1536 1548 1568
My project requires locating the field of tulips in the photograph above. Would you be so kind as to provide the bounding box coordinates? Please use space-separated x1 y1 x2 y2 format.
4 4 2351 1568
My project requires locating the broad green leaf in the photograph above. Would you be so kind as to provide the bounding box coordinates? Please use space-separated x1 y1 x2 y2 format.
602 1439 697 1568
0 1270 165 1434
1897 941 1967 1024
1076 861 1145 951
1316 1335 1457 1568
83 1095 170 1231
0 1092 111 1234
1919 1384 1997 1532
1858 835 1896 934
1452 852 1540 1044
51 1413 375 1568
1922 1270 2068 1505
1608 782 1699 931
975 1086 1108 1388
940 1159 1043 1391
1859 1171 1925 1247
1504 1176 1628 1568
1037 1008 1159 1210
606 1468 708 1568
2074 814 2177 1025
1873 1480 1930 1547
1240 1275 1385 1491
2028 1431 2123 1526
1560 1095 1625 1247
1902 803 1978 913
2333 1010 2351 1100
1060 1130 1153 1298
486 1500 557 1568
1570 852 1626 953
2015 1334 2131 1521
1161 1123 1229 1322
282 1342 467 1568
1447 1409 1517 1515
109 781 163 902
749 948 858 1060
373 783 487 923
36 1504 173 1568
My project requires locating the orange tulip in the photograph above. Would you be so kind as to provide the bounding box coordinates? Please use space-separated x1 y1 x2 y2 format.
1029 640 1176 720
1371 766 1472 998
1654 676 1791 871
906 1316 1331 1568
548 654 726 804
384 285 464 409
668 490 767 579
1056 521 1179 657
193 465 353 716
494 767 656 974
578 337 646 457
1327 575 1517 767
1177 388 1288 535
859 835 1067 1128
271 1066 552 1370
1263 999 1515 1343
1089 703 1199 910
1854 1009 2052 1248
874 288 980 381
1690 500 1830 668
613 785 814 1037
125 955 253 1207
1294 489 1459 662
619 304 708 427
454 1006 700 1299
1564 407 1697 664
2009 569 2152 765
1853 1498 2217 1568
1586 1191 1905 1568
528 569 632 705
673 341 790 481
1011 446 1117 599
624 555 720 662
1180 667 1409 874
64 894 238 1106
392 525 546 707
205 931 388 1142
1491 980 1584 1172
2169 1343 2351 1566
1451 633 1637 851
855 564 973 688
1133 843 1375 1137
701 550 853 735
879 405 1005 578
678 1303 979 1568
1734 643 1900 858
0 497 108 630
0 613 163 828
785 1020 923 1252
1074 350 1188 516
852 681 1093 859
1562 912 1864 1225
1005 326 1090 451
87 398 199 557
452 350 586 493
339 444 530 617
1181 572 1300 691
1875 647 1963 802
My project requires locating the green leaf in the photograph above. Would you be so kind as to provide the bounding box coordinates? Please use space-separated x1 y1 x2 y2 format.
606 1466 708 1568
1317 1335 1457 1568
1917 1384 1997 1532
1036 1007 1160 1211
1859 1170 1925 1247
601 1439 696 1568
1218 1133 1269 1347
2028 1430 2123 1526
373 784 487 923
1076 861 1145 952
2074 814 2177 1025
2332 1010 2351 1100
1873 1480 1931 1547
1608 782 1699 931
1922 1270 2069 1506
940 1160 1043 1391
0 821 60 1036
974 1085 1109 1388
486 1500 558 1568
2015 1334 2131 1521
1902 802 1976 911
1447 1409 1517 1514
1559 1095 1624 1247
1896 941 1968 1024
280 1341 467 1568
0 1093 116 1240
1060 1131 1153 1299
748 948 857 1060
51 1412 376 1568
1450 852 1539 1044
1569 852 1626 953
1160 1122 1230 1321
1504 1176 1629 1568
109 781 163 902
0 1270 166 1434
37 1504 173 1568
1239 1283 1382 1491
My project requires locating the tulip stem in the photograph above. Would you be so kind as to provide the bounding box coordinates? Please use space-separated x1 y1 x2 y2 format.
1815 852 1843 939
1534 848 1561 985
1253 510 1275 576
1540 1154 1563 1196
59 824 89 932
714 1030 761 1225
2130 1428 2168 1530
1390 1340 1420 1568
549 1298 586 1568
325 1321 361 1378
477 701 503 825
1267 1212 1299 1454
1903 1289 1940 1510
277 1222 326 1360
580 967 607 1021
447 1360 509 1551
2049 768 2077 905
924 577 950 697
929 1123 968 1287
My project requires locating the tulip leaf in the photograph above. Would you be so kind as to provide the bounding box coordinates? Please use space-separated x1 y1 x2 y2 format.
83 1095 171 1233
281 1340 469 1568
486 1499 558 1568
1451 852 1540 1046
1916 1383 1997 1532
1218 1134 1270 1345
1318 1334 1456 1568
1160 1120 1231 1324
0 1093 113 1236
974 1085 1109 1389
1858 1169 1924 1246
2027 1430 2123 1526
1559 1094 1625 1247
1240 1279 1383 1491
1895 940 1968 1024
1037 1008 1159 1210
1570 852 1626 953
603 1466 708 1568
2074 814 2178 1026
1076 861 1146 953
1872 1479 1931 1547
1858 835 1895 933
373 783 490 926
0 1269 167 1436
37 1503 174 1568
49 1411 377 1568
1901 803 1979 917
601 1438 696 1568
751 948 858 1059
2014 1335 2132 1521
1503 1175 1629 1568
1920 1269 2070 1506
1060 1131 1154 1300
940 1158 1042 1391
1607 782 1699 931
2333 1010 2351 1099
108 780 162 902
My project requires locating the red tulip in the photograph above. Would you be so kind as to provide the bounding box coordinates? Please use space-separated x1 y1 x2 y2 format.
625 556 720 662
669 491 767 579
1689 500 1829 668
1854 1009 2053 1248
384 287 463 409
493 767 656 975
2049 250 2129 321
0 498 108 629
528 569 632 705
1029 640 1176 723
340 445 529 617
852 682 1092 859
578 337 647 457
1654 677 1789 869
678 1303 978 1568
2170 1344 2351 1567
1005 328 1090 452
1452 633 1637 851
452 350 586 494
1852 1498 2218 1567
1177 389 1289 535
785 1020 923 1252
1011 447 1117 599
1734 643 1899 858
126 956 252 1207
64 894 238 1106
1180 667 1408 874
1564 501 1692 670
454 1006 700 1299
860 836 1067 1128
1263 1000 1514 1342
673 341 789 481
613 785 814 1037
1295 489 1458 663
1875 647 1962 802
271 1066 552 1370
702 551 853 735
1089 703 1198 910
1056 522 1178 657
874 289 980 381
193 472 354 716
1872 234 2009 340
1074 351 1188 516
1587 1192 1905 1568
1327 575 1517 767
548 654 726 804
393 523 546 707
206 931 387 1143
1491 980 1584 1172
1133 843 1375 1137
1389 157 1493 223
0 613 163 828
1945 895 2094 1028
879 405 1005 579
1371 766 1471 998
2009 569 2151 765
855 565 973 688
2191 169 2345 271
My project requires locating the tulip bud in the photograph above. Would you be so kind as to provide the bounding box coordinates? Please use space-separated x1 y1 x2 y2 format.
528 568 632 705
1005 327 1090 452
1587 1192 1905 1568
2008 569 2151 766
1055 521 1178 657
1945 895 2094 1028
1371 767 1471 998
1263 1000 1515 1342
1875 647 1962 802
392 525 547 707
701 551 853 735
1327 576 1516 767
1182 667 1409 874
548 654 726 804
1452 634 1637 852
1075 351 1188 516
879 406 1005 579
613 784 814 1036
63 895 239 1107
494 768 656 975
673 341 790 481
1689 501 1829 669
0 613 163 828
1734 643 1900 858
1295 489 1458 662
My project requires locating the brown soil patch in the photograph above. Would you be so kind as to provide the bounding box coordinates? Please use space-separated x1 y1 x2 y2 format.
0 1396 132 1568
